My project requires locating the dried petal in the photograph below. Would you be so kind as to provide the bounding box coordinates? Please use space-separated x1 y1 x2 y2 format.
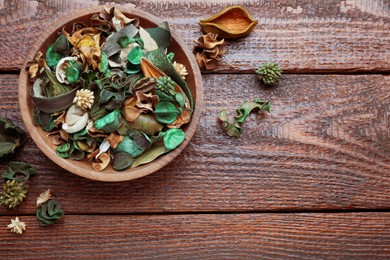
36 189 52 207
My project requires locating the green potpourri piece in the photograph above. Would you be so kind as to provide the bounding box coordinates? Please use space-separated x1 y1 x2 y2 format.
3 161 37 181
255 62 282 85
154 102 180 124
0 180 28 208
219 99 271 138
36 199 65 226
0 118 27 158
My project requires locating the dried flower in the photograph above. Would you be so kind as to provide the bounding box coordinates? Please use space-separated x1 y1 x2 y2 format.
73 89 95 110
173 61 188 79
36 199 65 226
255 62 282 85
37 189 52 207
156 76 176 95
194 33 227 70
0 180 28 208
7 217 26 235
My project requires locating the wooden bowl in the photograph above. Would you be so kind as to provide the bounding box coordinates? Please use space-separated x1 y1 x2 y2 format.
18 6 203 182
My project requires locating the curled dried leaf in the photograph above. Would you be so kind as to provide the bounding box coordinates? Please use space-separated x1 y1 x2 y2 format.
92 152 111 171
106 132 124 149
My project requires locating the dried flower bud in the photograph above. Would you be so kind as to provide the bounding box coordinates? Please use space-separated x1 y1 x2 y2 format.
73 89 95 110
7 217 26 235
255 62 282 85
156 76 176 95
172 61 188 79
0 180 28 208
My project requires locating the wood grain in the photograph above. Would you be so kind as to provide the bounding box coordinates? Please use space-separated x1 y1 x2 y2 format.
0 0 389 72
1 73 389 214
0 213 389 259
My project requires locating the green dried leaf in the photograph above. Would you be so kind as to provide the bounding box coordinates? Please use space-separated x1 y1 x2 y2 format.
56 143 70 158
99 89 125 111
94 110 122 133
154 101 179 124
127 45 144 65
33 110 56 131
100 52 109 73
113 152 134 171
0 118 27 158
46 45 64 67
175 93 186 108
218 109 241 138
218 99 270 138
65 61 82 84
118 114 163 137
163 129 185 150
115 135 146 158
131 142 167 168
36 199 65 226
118 36 144 49
53 34 70 55
128 130 152 151
68 141 85 161
235 99 270 123
3 161 37 181
166 52 174 62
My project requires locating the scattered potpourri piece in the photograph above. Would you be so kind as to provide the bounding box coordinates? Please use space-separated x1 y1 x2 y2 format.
2 161 37 181
0 118 27 158
255 62 282 86
7 217 26 235
36 197 65 226
36 188 52 207
0 180 28 208
199 5 258 39
194 33 227 70
219 99 270 138
27 7 194 171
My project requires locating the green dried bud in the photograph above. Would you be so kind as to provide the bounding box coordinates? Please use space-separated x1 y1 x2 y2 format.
156 76 176 95
0 180 28 208
36 199 65 226
255 62 282 85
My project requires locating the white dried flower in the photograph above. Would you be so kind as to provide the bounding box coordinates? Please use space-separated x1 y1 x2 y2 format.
173 61 188 79
73 89 95 110
37 189 52 207
7 217 26 235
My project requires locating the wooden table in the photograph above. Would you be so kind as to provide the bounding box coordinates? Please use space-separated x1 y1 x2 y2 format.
1 0 389 258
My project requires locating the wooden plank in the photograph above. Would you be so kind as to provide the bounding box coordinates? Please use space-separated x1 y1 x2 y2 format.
0 213 389 259
0 0 389 72
0 73 389 214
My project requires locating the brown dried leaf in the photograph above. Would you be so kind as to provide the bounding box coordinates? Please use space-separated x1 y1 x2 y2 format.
106 132 124 149
92 152 111 171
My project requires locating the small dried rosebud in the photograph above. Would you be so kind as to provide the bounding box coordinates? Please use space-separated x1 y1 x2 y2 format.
73 89 95 110
172 61 188 79
255 62 282 85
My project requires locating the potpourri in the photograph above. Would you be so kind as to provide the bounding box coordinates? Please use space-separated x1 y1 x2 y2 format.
27 7 194 171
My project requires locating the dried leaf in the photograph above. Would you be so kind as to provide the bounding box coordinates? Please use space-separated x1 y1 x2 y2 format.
106 132 124 149
131 143 167 168
36 189 52 207
3 161 37 181
94 110 122 133
163 129 185 150
118 114 163 137
92 152 111 171
199 5 258 38
113 152 134 171
154 102 180 124
0 118 27 158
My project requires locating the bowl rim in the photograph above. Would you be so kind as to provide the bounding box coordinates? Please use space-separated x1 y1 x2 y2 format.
18 5 203 182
